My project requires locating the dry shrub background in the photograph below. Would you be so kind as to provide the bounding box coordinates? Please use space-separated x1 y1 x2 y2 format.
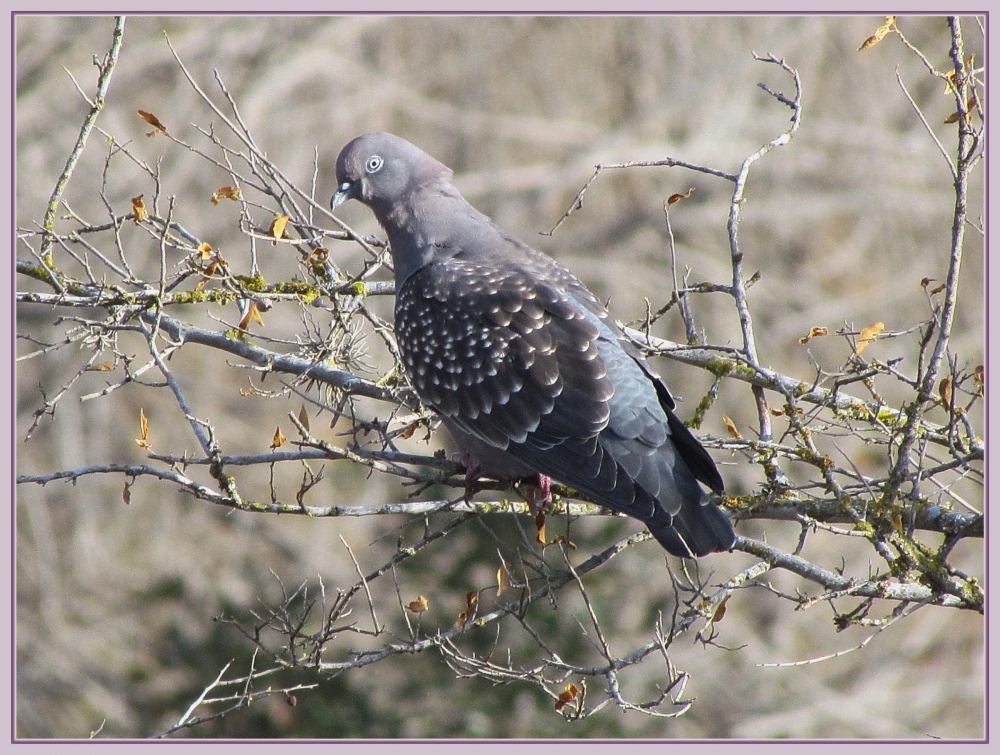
15 15 983 739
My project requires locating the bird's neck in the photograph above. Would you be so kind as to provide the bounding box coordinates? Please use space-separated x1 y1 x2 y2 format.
377 184 472 288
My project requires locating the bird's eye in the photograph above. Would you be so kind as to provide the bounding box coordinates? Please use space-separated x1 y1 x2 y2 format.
365 155 384 174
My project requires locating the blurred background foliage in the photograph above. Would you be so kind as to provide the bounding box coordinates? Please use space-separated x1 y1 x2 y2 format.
15 14 983 738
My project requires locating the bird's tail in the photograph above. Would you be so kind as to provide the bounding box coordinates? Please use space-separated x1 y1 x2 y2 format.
646 494 736 558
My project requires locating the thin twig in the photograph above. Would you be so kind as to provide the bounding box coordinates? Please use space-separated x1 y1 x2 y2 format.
41 16 125 257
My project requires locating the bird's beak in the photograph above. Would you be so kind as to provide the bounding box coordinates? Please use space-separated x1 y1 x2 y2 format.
330 180 357 211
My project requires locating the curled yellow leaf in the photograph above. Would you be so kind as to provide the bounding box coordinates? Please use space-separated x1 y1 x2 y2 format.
944 97 977 125
407 596 429 613
722 415 741 439
238 301 265 332
309 247 329 263
798 326 828 344
135 408 151 448
131 195 147 223
854 322 885 355
268 215 290 245
858 16 895 51
211 186 242 206
497 564 511 596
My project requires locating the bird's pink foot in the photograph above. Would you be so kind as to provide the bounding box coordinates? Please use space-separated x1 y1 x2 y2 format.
524 473 553 514
451 451 483 503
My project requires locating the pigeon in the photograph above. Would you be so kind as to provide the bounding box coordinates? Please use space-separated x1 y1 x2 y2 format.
331 133 735 557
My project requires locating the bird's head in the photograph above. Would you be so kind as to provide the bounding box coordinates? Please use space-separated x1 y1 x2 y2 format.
331 132 452 215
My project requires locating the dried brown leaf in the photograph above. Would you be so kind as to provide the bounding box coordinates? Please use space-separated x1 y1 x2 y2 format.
857 35 879 51
271 426 286 450
666 188 695 206
555 683 579 711
455 591 479 627
712 596 730 623
938 377 953 408
137 109 167 135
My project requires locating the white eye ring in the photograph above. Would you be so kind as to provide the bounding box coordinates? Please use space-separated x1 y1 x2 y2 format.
365 155 384 173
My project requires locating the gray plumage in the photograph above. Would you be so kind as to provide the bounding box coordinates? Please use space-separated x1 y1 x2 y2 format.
331 132 735 557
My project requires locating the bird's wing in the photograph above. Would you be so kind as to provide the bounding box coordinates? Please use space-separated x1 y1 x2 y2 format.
395 256 613 451
395 255 711 528
561 274 724 495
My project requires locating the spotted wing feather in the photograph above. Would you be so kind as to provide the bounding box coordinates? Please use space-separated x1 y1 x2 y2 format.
395 258 612 450
395 255 730 544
